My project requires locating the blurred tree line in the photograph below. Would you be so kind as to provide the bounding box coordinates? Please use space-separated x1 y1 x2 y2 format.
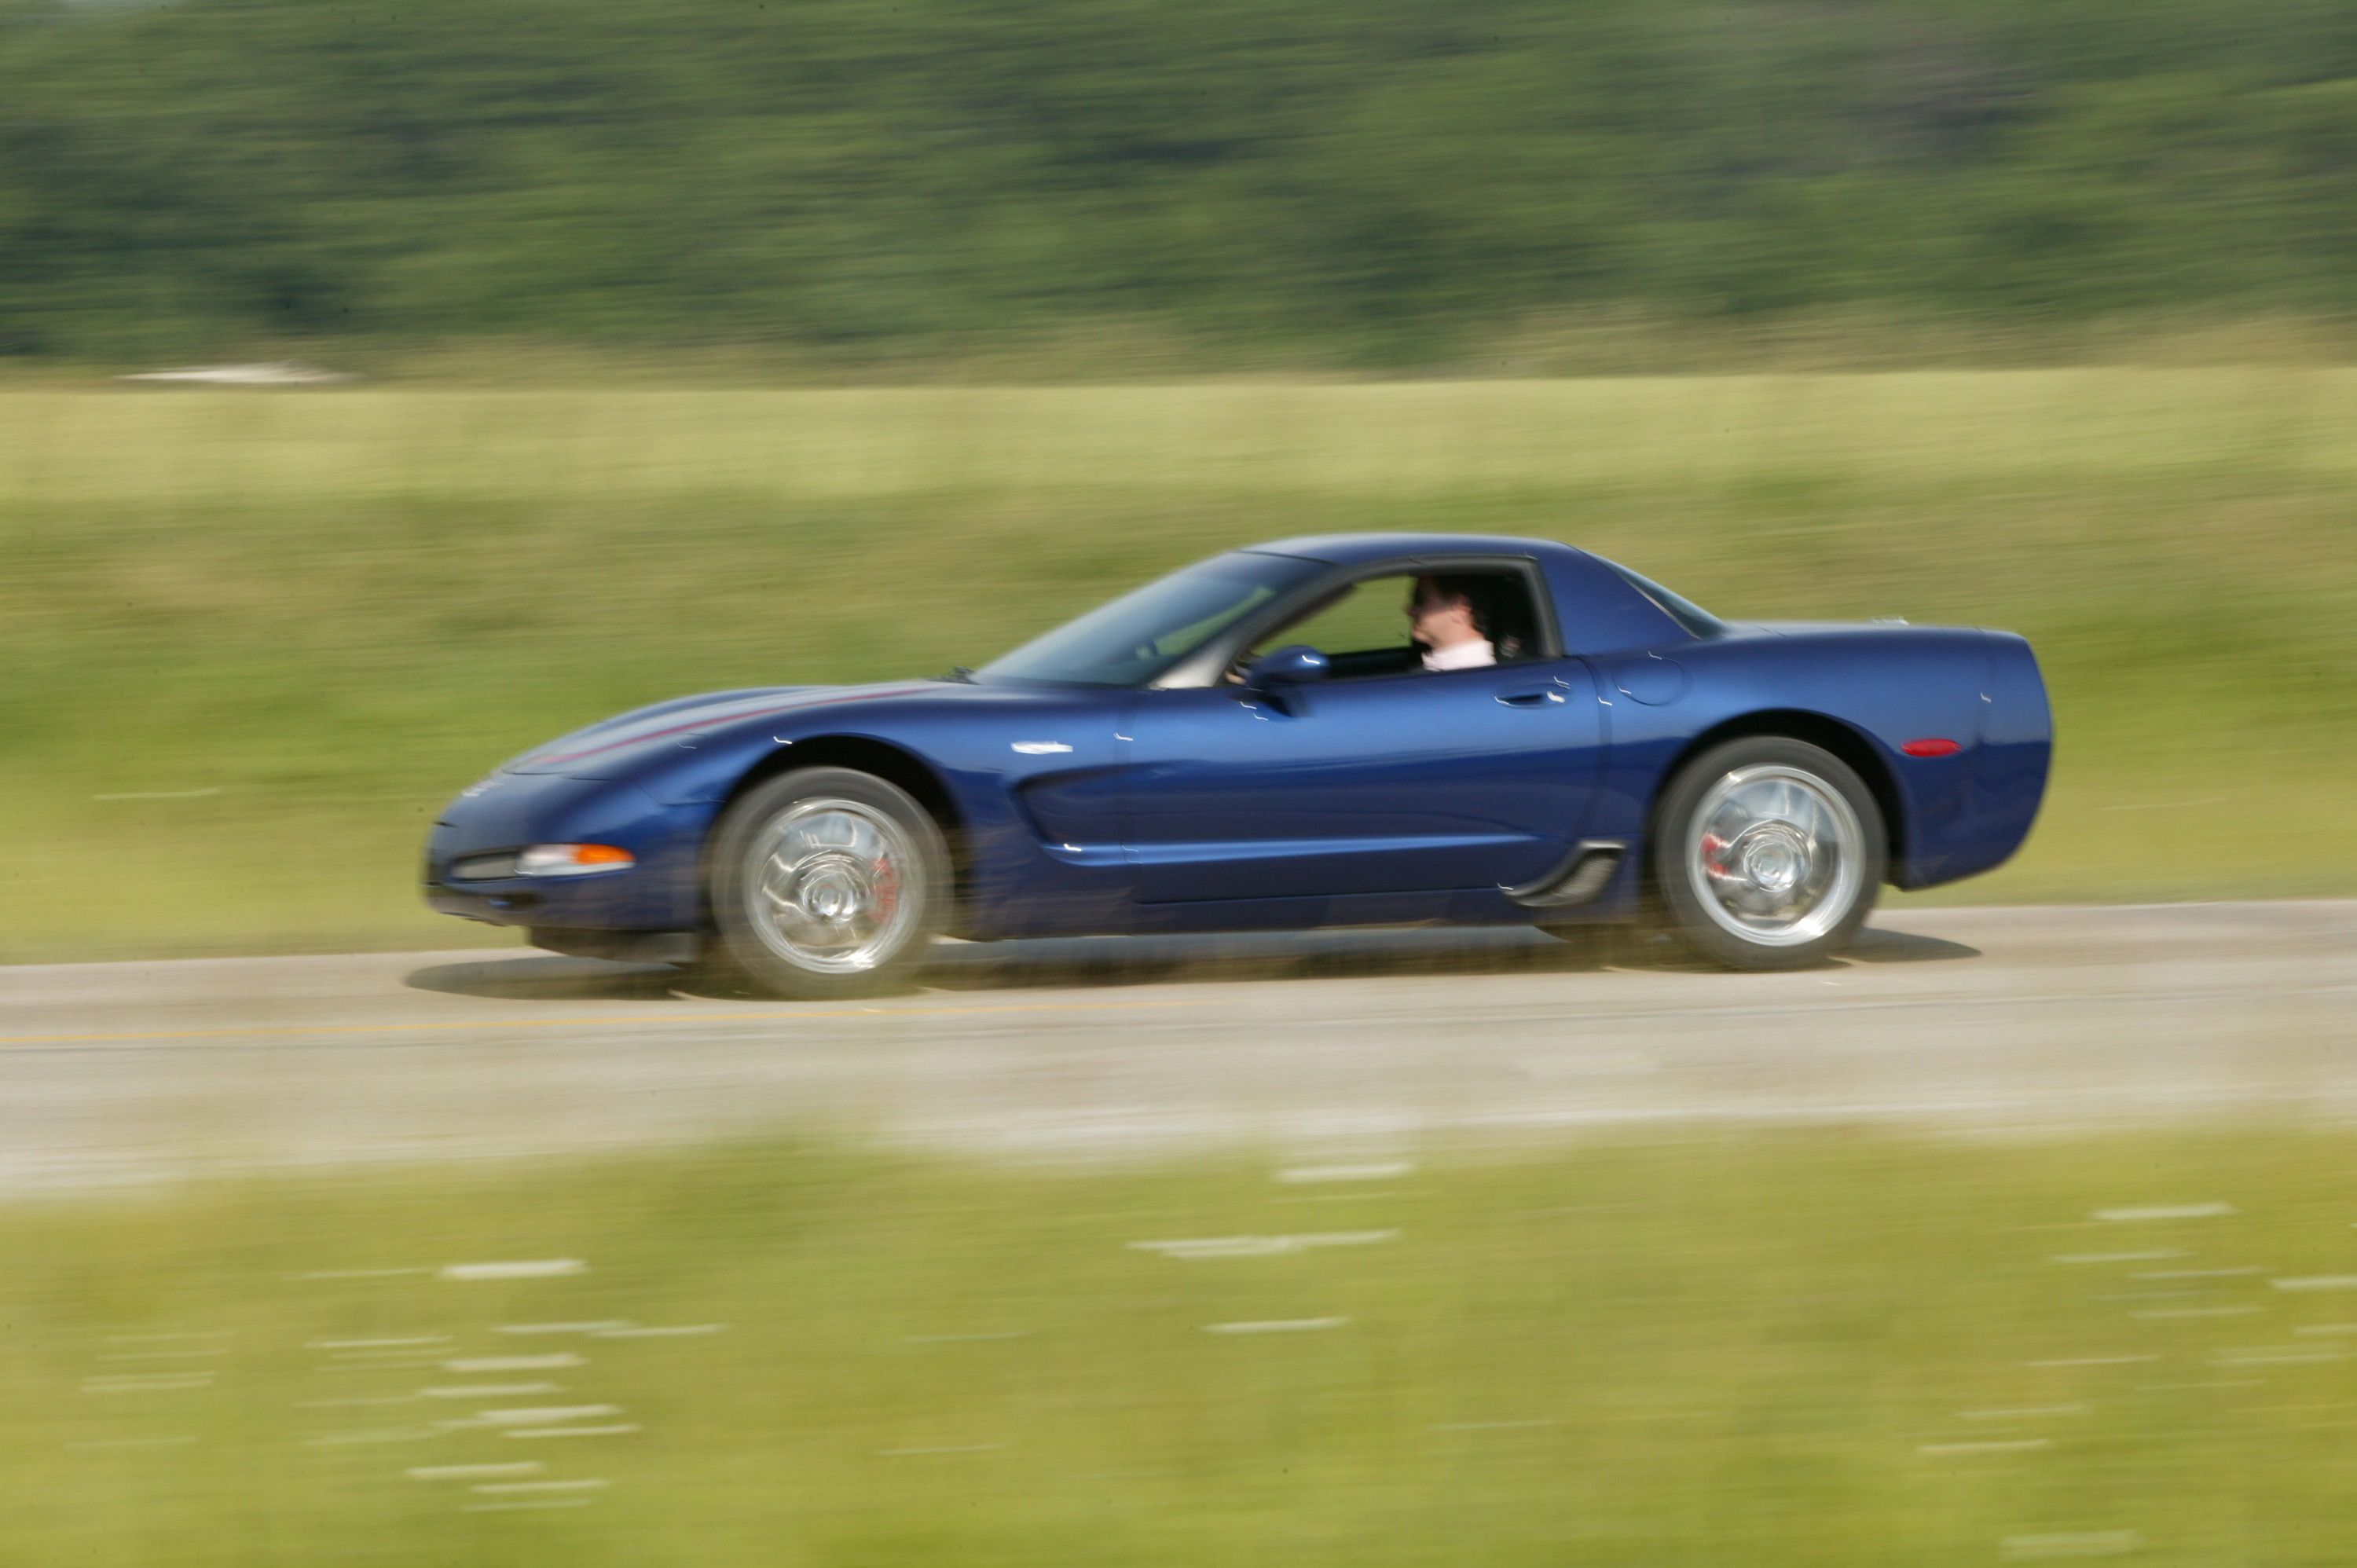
5 0 2357 365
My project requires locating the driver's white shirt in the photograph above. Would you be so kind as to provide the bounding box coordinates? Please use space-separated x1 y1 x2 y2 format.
1420 638 1496 672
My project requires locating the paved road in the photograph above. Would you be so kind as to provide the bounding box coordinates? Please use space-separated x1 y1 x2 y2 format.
4 903 2353 1192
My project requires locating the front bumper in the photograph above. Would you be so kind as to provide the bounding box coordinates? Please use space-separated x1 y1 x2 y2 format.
421 772 713 932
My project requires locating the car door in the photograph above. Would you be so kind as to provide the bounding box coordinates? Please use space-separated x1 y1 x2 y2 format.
1117 658 1604 903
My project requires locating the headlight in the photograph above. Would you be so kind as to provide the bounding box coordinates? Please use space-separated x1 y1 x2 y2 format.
514 844 637 877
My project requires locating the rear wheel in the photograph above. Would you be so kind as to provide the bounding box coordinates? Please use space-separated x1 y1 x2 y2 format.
1651 737 1884 971
706 768 948 999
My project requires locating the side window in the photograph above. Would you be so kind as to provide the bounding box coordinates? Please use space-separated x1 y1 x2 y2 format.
1250 576 1416 667
1248 566 1545 680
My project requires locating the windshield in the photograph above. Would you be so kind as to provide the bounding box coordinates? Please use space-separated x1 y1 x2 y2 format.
980 552 1325 687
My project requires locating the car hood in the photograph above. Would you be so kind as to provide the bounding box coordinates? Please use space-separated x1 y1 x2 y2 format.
502 680 956 778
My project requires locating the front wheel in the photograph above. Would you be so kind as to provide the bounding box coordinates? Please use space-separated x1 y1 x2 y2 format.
1651 737 1885 971
706 767 948 999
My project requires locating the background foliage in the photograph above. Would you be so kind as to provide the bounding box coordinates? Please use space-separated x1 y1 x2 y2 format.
8 0 2357 365
6 2 2355 958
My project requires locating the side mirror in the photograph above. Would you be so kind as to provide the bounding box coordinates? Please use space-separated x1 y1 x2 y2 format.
1243 643 1331 694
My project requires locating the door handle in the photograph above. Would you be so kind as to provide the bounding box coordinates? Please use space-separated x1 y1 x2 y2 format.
1495 688 1563 707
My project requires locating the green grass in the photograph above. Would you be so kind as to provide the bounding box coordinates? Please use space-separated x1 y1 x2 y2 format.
8 1130 2357 1566
5 371 2355 961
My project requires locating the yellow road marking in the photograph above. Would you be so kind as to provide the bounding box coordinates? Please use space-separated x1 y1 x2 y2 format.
0 996 1211 1049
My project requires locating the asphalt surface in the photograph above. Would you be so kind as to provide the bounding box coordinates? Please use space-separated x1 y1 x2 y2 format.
3 902 2353 1192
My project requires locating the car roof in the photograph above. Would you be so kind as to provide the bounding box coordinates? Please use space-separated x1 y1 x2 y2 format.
1243 533 1577 567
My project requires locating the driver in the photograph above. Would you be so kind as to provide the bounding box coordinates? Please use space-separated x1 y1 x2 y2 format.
1409 574 1495 672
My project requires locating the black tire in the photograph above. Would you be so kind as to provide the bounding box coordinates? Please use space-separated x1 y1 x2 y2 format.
1651 737 1885 971
705 767 949 1000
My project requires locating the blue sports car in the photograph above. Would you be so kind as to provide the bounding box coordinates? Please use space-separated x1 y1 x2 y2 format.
424 533 2051 994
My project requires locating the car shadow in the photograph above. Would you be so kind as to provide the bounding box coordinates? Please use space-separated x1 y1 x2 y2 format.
404 953 686 1003
405 919 1979 1003
1841 925 1984 965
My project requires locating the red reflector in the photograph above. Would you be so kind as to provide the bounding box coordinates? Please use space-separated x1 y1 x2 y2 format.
1901 738 1961 758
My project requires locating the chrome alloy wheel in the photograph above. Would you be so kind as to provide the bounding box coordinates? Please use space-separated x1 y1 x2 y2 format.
1684 764 1865 949
742 797 924 974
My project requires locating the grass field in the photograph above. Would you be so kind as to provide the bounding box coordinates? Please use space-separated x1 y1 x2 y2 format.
5 370 2355 961
7 1130 2357 1566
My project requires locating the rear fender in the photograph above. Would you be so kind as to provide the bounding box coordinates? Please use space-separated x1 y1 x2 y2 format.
1590 626 2013 891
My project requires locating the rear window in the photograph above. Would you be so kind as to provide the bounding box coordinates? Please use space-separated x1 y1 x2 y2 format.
1602 561 1724 639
